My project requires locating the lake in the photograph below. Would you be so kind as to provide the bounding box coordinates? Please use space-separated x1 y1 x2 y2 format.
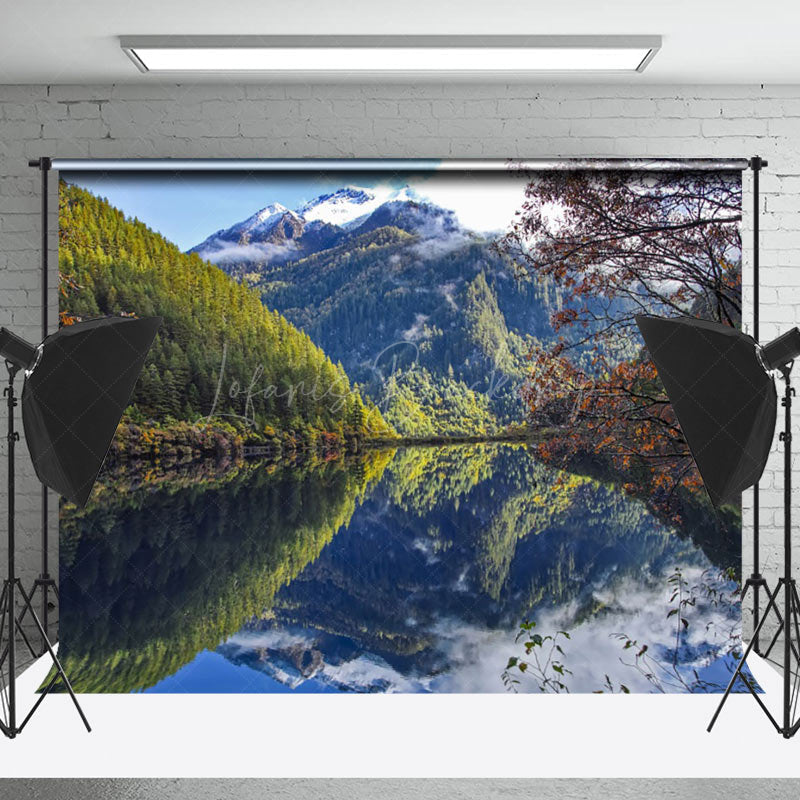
57 442 749 694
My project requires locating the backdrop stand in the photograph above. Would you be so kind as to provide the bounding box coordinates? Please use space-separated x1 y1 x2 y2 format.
707 362 800 737
0 360 90 738
0 311 160 739
25 157 56 656
741 155 768 656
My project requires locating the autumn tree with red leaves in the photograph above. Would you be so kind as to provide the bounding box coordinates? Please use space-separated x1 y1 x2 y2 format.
497 168 742 516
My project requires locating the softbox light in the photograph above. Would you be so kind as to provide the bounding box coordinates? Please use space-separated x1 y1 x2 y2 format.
635 314 777 507
0 314 160 740
636 313 800 738
17 315 160 507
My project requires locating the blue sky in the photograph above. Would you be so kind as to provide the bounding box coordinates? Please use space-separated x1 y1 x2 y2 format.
63 169 529 250
63 171 407 250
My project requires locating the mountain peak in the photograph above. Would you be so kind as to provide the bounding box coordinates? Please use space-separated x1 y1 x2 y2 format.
189 183 470 267
256 202 289 219
242 202 298 231
296 186 381 227
350 194 464 240
390 186 422 203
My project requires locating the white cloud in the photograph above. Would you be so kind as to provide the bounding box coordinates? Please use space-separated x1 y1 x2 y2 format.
402 313 430 343
196 239 297 265
501 566 744 695
407 172 529 235
217 565 743 695
409 229 472 260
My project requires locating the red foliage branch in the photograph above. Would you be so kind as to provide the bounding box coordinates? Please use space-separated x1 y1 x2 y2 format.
498 169 742 514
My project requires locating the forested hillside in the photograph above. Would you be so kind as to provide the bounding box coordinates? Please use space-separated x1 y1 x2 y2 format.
58 182 394 448
244 217 563 435
185 183 570 438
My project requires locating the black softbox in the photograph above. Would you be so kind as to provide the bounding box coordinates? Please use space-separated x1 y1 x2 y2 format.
635 314 777 507
22 316 161 507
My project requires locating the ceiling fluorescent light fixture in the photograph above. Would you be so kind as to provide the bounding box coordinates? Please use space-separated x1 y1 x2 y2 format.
120 36 661 74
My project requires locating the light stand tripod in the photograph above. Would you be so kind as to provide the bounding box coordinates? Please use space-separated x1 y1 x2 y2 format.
0 360 90 738
741 155 769 656
26 156 56 656
708 361 800 738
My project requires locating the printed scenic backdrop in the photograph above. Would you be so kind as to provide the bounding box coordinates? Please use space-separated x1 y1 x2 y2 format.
56 161 752 694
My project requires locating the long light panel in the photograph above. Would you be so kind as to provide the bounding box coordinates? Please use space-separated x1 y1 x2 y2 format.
120 36 661 74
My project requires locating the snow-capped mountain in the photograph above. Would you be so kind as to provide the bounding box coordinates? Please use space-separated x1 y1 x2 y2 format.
296 186 385 228
188 184 470 268
196 202 305 246
217 628 428 693
188 202 344 266
348 196 462 239
235 202 299 235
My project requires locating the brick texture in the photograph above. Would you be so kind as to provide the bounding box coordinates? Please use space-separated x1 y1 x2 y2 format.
0 81 797 668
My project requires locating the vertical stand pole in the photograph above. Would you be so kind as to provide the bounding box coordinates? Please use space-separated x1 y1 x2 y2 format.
782 366 793 736
0 361 91 738
707 363 796 736
40 159 49 644
27 157 54 653
3 363 19 736
750 155 767 653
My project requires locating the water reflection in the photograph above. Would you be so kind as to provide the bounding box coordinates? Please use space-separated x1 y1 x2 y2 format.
57 443 745 694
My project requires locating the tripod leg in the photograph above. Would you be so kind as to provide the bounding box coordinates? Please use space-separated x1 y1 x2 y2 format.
789 583 800 732
14 583 90 733
15 579 58 660
739 678 783 733
21 579 59 659
760 613 800 665
741 581 751 601
11 588 40 662
0 582 8 671
754 581 762 655
17 672 58 734
742 582 783 658
758 581 793 661
790 582 800 663
788 601 800 740
775 581 800 666
708 583 783 732
0 584 8 727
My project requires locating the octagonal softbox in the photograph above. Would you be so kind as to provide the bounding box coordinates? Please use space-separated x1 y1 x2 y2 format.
635 314 776 507
21 316 161 507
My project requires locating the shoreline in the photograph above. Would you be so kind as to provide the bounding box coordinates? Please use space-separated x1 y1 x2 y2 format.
360 430 538 450
108 416 543 467
88 429 540 503
238 431 538 458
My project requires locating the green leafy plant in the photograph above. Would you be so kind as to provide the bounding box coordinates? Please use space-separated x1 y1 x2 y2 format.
503 568 750 695
501 620 573 693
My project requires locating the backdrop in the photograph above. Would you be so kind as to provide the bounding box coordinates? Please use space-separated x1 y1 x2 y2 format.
55 159 748 694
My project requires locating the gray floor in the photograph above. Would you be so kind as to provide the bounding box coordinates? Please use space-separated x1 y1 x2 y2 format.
1 780 799 800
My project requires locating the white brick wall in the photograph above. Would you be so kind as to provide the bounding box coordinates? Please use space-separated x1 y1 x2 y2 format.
1 81 798 662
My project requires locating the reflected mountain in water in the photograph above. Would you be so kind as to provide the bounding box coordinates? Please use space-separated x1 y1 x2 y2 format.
57 450 392 693
57 443 743 694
